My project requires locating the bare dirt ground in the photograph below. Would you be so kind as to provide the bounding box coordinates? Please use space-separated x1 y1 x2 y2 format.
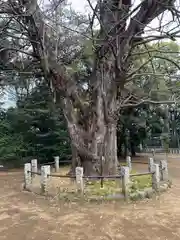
1 157 180 240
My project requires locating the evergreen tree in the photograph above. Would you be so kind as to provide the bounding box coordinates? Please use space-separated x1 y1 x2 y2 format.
16 82 71 163
0 81 71 166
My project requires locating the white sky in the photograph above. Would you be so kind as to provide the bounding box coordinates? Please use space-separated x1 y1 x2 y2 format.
69 0 177 38
70 0 87 12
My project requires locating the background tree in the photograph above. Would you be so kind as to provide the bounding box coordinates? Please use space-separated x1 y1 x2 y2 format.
0 79 71 167
117 41 180 157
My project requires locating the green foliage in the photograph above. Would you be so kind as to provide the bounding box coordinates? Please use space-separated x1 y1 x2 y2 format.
118 41 180 155
0 82 71 166
0 111 27 166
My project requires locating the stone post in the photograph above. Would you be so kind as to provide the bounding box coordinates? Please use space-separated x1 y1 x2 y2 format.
41 166 48 194
46 165 51 178
139 143 142 152
152 164 160 191
160 160 168 181
54 156 59 172
126 156 132 171
31 159 38 178
148 157 154 173
24 163 31 189
121 166 130 200
75 167 84 193
152 149 155 157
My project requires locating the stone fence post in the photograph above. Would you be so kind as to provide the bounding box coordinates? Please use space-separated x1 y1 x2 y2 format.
75 167 84 193
152 163 160 191
54 156 59 172
41 166 48 194
46 165 51 177
121 166 130 201
24 163 31 189
139 143 142 151
160 160 168 181
148 157 154 173
126 156 132 171
152 148 155 157
31 159 38 178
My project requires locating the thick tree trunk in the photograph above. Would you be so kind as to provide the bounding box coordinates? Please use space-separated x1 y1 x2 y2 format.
69 123 118 176
67 143 80 176
130 142 136 157
103 122 118 174
66 85 119 176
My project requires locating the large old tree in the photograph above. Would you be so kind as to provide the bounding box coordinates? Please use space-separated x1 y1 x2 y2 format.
0 0 180 175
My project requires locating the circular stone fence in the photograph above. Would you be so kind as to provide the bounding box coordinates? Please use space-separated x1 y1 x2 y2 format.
23 156 170 201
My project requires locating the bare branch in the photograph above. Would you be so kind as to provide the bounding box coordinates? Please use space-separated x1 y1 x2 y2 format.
126 56 154 81
154 55 180 70
121 100 178 108
0 47 34 57
130 49 180 57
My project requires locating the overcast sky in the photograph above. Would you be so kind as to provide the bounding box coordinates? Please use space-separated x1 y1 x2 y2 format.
70 0 87 12
69 0 176 36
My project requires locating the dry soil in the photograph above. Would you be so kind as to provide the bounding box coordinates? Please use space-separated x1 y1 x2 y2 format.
0 156 180 240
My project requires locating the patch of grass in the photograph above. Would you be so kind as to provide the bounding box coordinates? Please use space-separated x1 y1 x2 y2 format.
86 176 151 195
55 168 153 201
130 174 152 192
119 162 127 167
85 172 152 197
85 180 121 197
130 169 137 174
57 189 81 202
